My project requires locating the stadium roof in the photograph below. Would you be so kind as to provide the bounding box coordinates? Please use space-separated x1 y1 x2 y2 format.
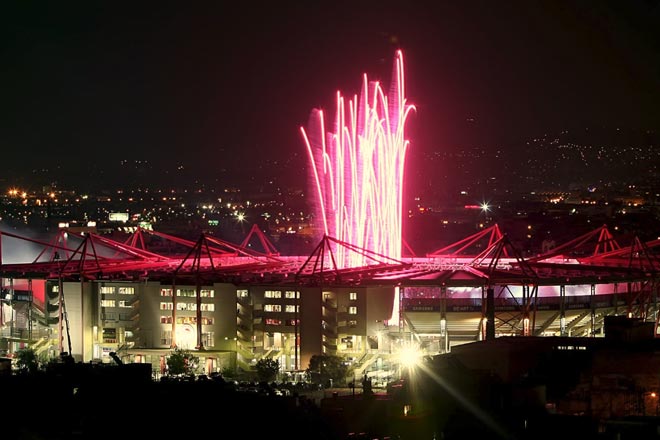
1 224 659 288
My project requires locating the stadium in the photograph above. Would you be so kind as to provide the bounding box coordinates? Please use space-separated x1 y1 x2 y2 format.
2 50 659 380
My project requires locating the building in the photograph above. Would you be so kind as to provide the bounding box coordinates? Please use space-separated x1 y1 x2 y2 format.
1 223 660 381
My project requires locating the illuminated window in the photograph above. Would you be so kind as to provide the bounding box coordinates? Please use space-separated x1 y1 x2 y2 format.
160 289 172 297
102 328 117 343
202 332 214 348
160 331 172 346
348 320 357 327
177 289 195 297
160 316 173 324
177 302 196 311
101 299 116 308
200 303 215 312
264 304 282 312
201 289 214 298
285 305 298 313
118 287 134 295
349 292 358 301
52 285 59 293
348 306 357 315
118 300 132 308
237 289 249 298
265 290 282 298
100 286 115 294
176 316 197 324
160 302 173 310
285 290 299 299
265 319 282 325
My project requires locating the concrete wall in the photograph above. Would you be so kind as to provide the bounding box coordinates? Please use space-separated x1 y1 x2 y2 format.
299 286 322 371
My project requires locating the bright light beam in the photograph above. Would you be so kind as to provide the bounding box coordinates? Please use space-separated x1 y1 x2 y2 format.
416 361 512 438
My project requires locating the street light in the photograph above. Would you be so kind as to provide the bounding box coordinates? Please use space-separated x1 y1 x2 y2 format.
642 390 659 416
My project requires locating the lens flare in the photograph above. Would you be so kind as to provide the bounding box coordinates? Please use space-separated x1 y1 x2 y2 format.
301 50 415 268
398 341 423 369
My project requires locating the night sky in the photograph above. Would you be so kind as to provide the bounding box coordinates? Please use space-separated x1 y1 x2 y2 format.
1 1 659 190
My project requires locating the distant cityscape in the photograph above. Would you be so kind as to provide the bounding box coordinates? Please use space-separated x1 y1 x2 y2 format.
1 126 659 259
3 127 660 440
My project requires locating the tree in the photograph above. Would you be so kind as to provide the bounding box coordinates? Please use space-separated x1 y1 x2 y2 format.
255 358 280 382
166 347 199 376
306 354 348 386
15 347 39 374
221 366 237 380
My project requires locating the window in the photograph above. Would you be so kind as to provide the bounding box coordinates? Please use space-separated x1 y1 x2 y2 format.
201 289 214 298
118 287 134 295
118 300 132 308
160 331 172 346
177 289 196 297
160 302 173 310
160 289 172 297
202 332 214 348
200 303 215 312
100 286 115 294
265 290 282 298
101 299 116 308
176 316 197 324
177 302 196 311
286 319 300 326
237 289 249 298
265 319 282 325
285 290 299 299
285 305 298 313
160 316 173 324
264 304 282 312
102 328 117 343
349 292 358 301
348 306 358 315
348 320 357 327
52 285 59 293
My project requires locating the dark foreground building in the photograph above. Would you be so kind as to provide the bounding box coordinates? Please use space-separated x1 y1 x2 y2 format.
305 316 660 440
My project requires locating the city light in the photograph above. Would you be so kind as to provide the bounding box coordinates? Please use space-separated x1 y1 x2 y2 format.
301 50 415 268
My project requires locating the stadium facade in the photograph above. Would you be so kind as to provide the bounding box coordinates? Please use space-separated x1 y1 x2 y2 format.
1 222 658 380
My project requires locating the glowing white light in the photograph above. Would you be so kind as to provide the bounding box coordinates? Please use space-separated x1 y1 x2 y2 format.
398 342 423 369
175 324 196 349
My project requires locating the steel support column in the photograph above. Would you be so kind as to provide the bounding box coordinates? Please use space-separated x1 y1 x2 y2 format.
560 285 567 336
486 286 495 340
590 284 596 336
171 281 177 348
195 280 204 350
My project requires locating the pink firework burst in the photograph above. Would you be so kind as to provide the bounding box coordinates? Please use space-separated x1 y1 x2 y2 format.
300 50 415 268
